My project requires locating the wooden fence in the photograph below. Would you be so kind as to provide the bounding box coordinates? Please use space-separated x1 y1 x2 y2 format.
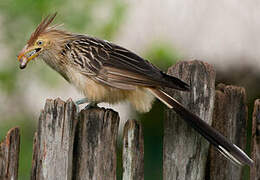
0 60 259 180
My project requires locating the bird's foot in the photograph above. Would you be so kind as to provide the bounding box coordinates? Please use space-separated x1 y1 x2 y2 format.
84 102 98 110
75 98 98 112
75 98 90 112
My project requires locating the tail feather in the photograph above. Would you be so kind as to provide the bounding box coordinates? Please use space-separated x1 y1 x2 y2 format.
161 73 190 91
149 88 253 166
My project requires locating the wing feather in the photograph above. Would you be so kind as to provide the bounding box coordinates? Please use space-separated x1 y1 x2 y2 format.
66 35 189 91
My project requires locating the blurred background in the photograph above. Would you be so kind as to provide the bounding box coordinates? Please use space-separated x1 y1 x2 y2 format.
0 0 259 179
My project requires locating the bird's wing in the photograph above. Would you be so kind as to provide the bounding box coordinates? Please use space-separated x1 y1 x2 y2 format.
67 35 190 90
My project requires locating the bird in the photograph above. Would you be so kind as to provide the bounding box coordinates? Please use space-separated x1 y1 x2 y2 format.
17 13 253 166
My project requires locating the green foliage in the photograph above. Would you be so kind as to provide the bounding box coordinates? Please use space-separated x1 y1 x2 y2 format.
145 41 182 71
141 42 180 180
0 66 18 93
140 101 164 180
0 117 36 180
96 1 127 39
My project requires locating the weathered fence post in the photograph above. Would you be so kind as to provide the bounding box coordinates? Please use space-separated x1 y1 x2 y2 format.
72 107 119 180
206 84 248 180
30 98 119 180
251 99 260 180
31 98 78 180
0 128 20 180
122 119 144 180
164 60 216 180
1 60 259 179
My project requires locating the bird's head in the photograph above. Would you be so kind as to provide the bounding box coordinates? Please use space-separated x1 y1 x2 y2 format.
18 13 69 69
18 37 50 69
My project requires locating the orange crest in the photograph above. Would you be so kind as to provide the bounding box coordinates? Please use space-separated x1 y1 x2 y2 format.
27 13 57 46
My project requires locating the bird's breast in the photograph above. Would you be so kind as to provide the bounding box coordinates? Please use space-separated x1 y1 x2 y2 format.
66 66 128 102
66 66 155 112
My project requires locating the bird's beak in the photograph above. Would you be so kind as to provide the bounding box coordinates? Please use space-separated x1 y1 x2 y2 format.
17 45 41 69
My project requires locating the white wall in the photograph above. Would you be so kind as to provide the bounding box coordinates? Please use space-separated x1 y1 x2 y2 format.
116 0 260 69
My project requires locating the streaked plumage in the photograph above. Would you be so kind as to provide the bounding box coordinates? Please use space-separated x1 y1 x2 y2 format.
17 13 253 166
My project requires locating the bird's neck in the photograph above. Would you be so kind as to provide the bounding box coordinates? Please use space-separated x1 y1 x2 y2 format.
40 44 70 82
39 32 76 82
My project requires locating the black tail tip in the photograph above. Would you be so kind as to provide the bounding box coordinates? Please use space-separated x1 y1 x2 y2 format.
162 72 191 91
177 82 190 91
183 83 191 91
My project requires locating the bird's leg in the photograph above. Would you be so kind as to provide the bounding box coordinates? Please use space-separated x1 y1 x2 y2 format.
75 98 89 105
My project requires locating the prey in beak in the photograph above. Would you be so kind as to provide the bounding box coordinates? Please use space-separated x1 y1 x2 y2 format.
19 56 28 69
17 45 42 69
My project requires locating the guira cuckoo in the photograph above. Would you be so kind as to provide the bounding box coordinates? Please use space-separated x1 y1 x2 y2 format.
17 13 253 166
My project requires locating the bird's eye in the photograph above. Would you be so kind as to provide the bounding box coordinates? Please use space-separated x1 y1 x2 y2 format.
37 40 43 45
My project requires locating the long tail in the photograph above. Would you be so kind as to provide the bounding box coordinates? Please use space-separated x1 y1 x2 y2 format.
149 88 253 166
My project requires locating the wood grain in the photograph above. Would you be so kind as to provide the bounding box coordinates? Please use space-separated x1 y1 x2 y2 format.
122 119 144 180
0 127 20 180
206 84 248 180
164 60 216 180
251 99 260 180
31 98 77 180
72 107 119 180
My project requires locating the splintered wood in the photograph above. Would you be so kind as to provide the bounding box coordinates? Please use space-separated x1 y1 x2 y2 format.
72 107 119 180
207 84 248 180
31 98 77 180
30 98 119 180
0 128 20 180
